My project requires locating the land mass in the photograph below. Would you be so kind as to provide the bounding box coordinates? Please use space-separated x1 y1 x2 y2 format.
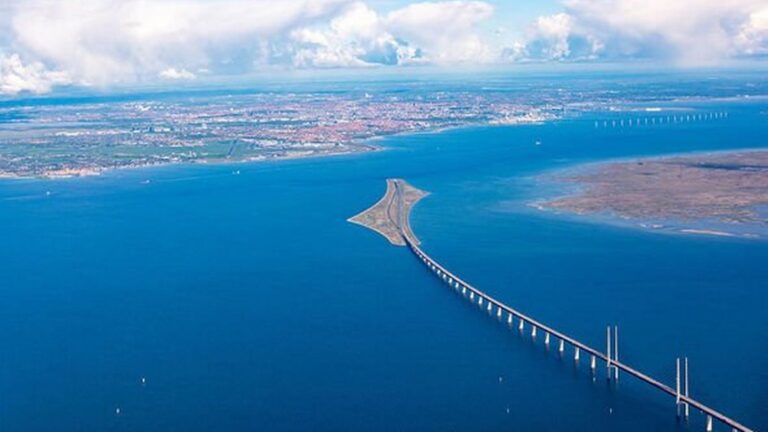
0 88 557 179
348 179 429 246
541 150 768 235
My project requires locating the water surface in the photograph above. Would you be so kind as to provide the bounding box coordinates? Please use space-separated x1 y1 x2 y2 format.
0 97 767 431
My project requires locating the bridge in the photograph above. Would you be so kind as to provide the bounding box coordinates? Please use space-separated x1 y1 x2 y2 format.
349 179 756 432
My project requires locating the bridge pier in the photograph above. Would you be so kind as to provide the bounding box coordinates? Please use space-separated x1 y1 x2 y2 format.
497 306 502 318
462 287 467 295
478 296 483 306
590 355 596 372
469 292 474 300
544 332 550 346
531 326 537 339
519 319 524 332
559 339 565 355
706 415 713 432
574 347 580 361
487 302 492 312
507 312 513 325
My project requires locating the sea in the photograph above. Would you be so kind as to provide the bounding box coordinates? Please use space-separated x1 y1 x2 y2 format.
1 74 767 431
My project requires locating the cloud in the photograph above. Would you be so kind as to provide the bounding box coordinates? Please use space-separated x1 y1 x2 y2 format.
290 1 494 67
159 67 196 80
736 7 768 56
0 53 70 95
512 0 768 64
2 0 768 95
0 0 495 94
290 2 419 68
386 1 495 63
4 0 351 90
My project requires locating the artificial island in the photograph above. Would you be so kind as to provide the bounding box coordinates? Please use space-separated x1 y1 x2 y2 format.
347 178 428 246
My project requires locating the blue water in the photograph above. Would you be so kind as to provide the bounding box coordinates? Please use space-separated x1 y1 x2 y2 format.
1 98 767 431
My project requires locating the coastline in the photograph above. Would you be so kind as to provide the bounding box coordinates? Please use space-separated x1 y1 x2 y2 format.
0 143 379 181
0 116 550 181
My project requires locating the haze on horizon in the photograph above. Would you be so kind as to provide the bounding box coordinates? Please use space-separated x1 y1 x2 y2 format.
1 0 768 96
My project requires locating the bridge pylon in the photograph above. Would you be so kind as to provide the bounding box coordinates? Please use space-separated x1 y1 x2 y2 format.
675 356 690 421
606 325 619 381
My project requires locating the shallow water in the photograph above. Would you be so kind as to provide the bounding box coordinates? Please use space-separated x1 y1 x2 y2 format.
0 97 767 431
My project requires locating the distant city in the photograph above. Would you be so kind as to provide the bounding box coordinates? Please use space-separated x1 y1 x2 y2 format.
0 86 569 178
5 75 768 179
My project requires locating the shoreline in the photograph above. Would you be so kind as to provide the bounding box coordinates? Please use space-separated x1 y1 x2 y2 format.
0 116 552 182
0 143 379 181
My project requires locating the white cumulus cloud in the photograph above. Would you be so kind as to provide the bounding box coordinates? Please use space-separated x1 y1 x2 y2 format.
2 0 768 95
4 0 351 91
386 1 495 63
736 7 768 56
290 1 494 67
512 0 768 64
159 68 196 80
291 2 418 68
0 53 70 95
0 0 496 94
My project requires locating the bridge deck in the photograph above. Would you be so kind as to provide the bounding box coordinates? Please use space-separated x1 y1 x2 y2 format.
385 178 754 432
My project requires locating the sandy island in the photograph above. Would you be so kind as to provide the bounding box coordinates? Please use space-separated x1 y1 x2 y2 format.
540 150 768 237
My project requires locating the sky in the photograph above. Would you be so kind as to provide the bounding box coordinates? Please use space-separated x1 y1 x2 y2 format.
1 0 767 96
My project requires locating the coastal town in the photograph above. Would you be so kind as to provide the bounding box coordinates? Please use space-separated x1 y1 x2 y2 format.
0 88 560 178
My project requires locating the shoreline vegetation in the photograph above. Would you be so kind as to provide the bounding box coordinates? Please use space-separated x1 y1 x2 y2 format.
538 149 768 239
0 142 377 180
0 116 554 181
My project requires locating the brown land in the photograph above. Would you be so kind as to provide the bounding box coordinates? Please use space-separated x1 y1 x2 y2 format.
348 179 429 246
542 150 768 225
